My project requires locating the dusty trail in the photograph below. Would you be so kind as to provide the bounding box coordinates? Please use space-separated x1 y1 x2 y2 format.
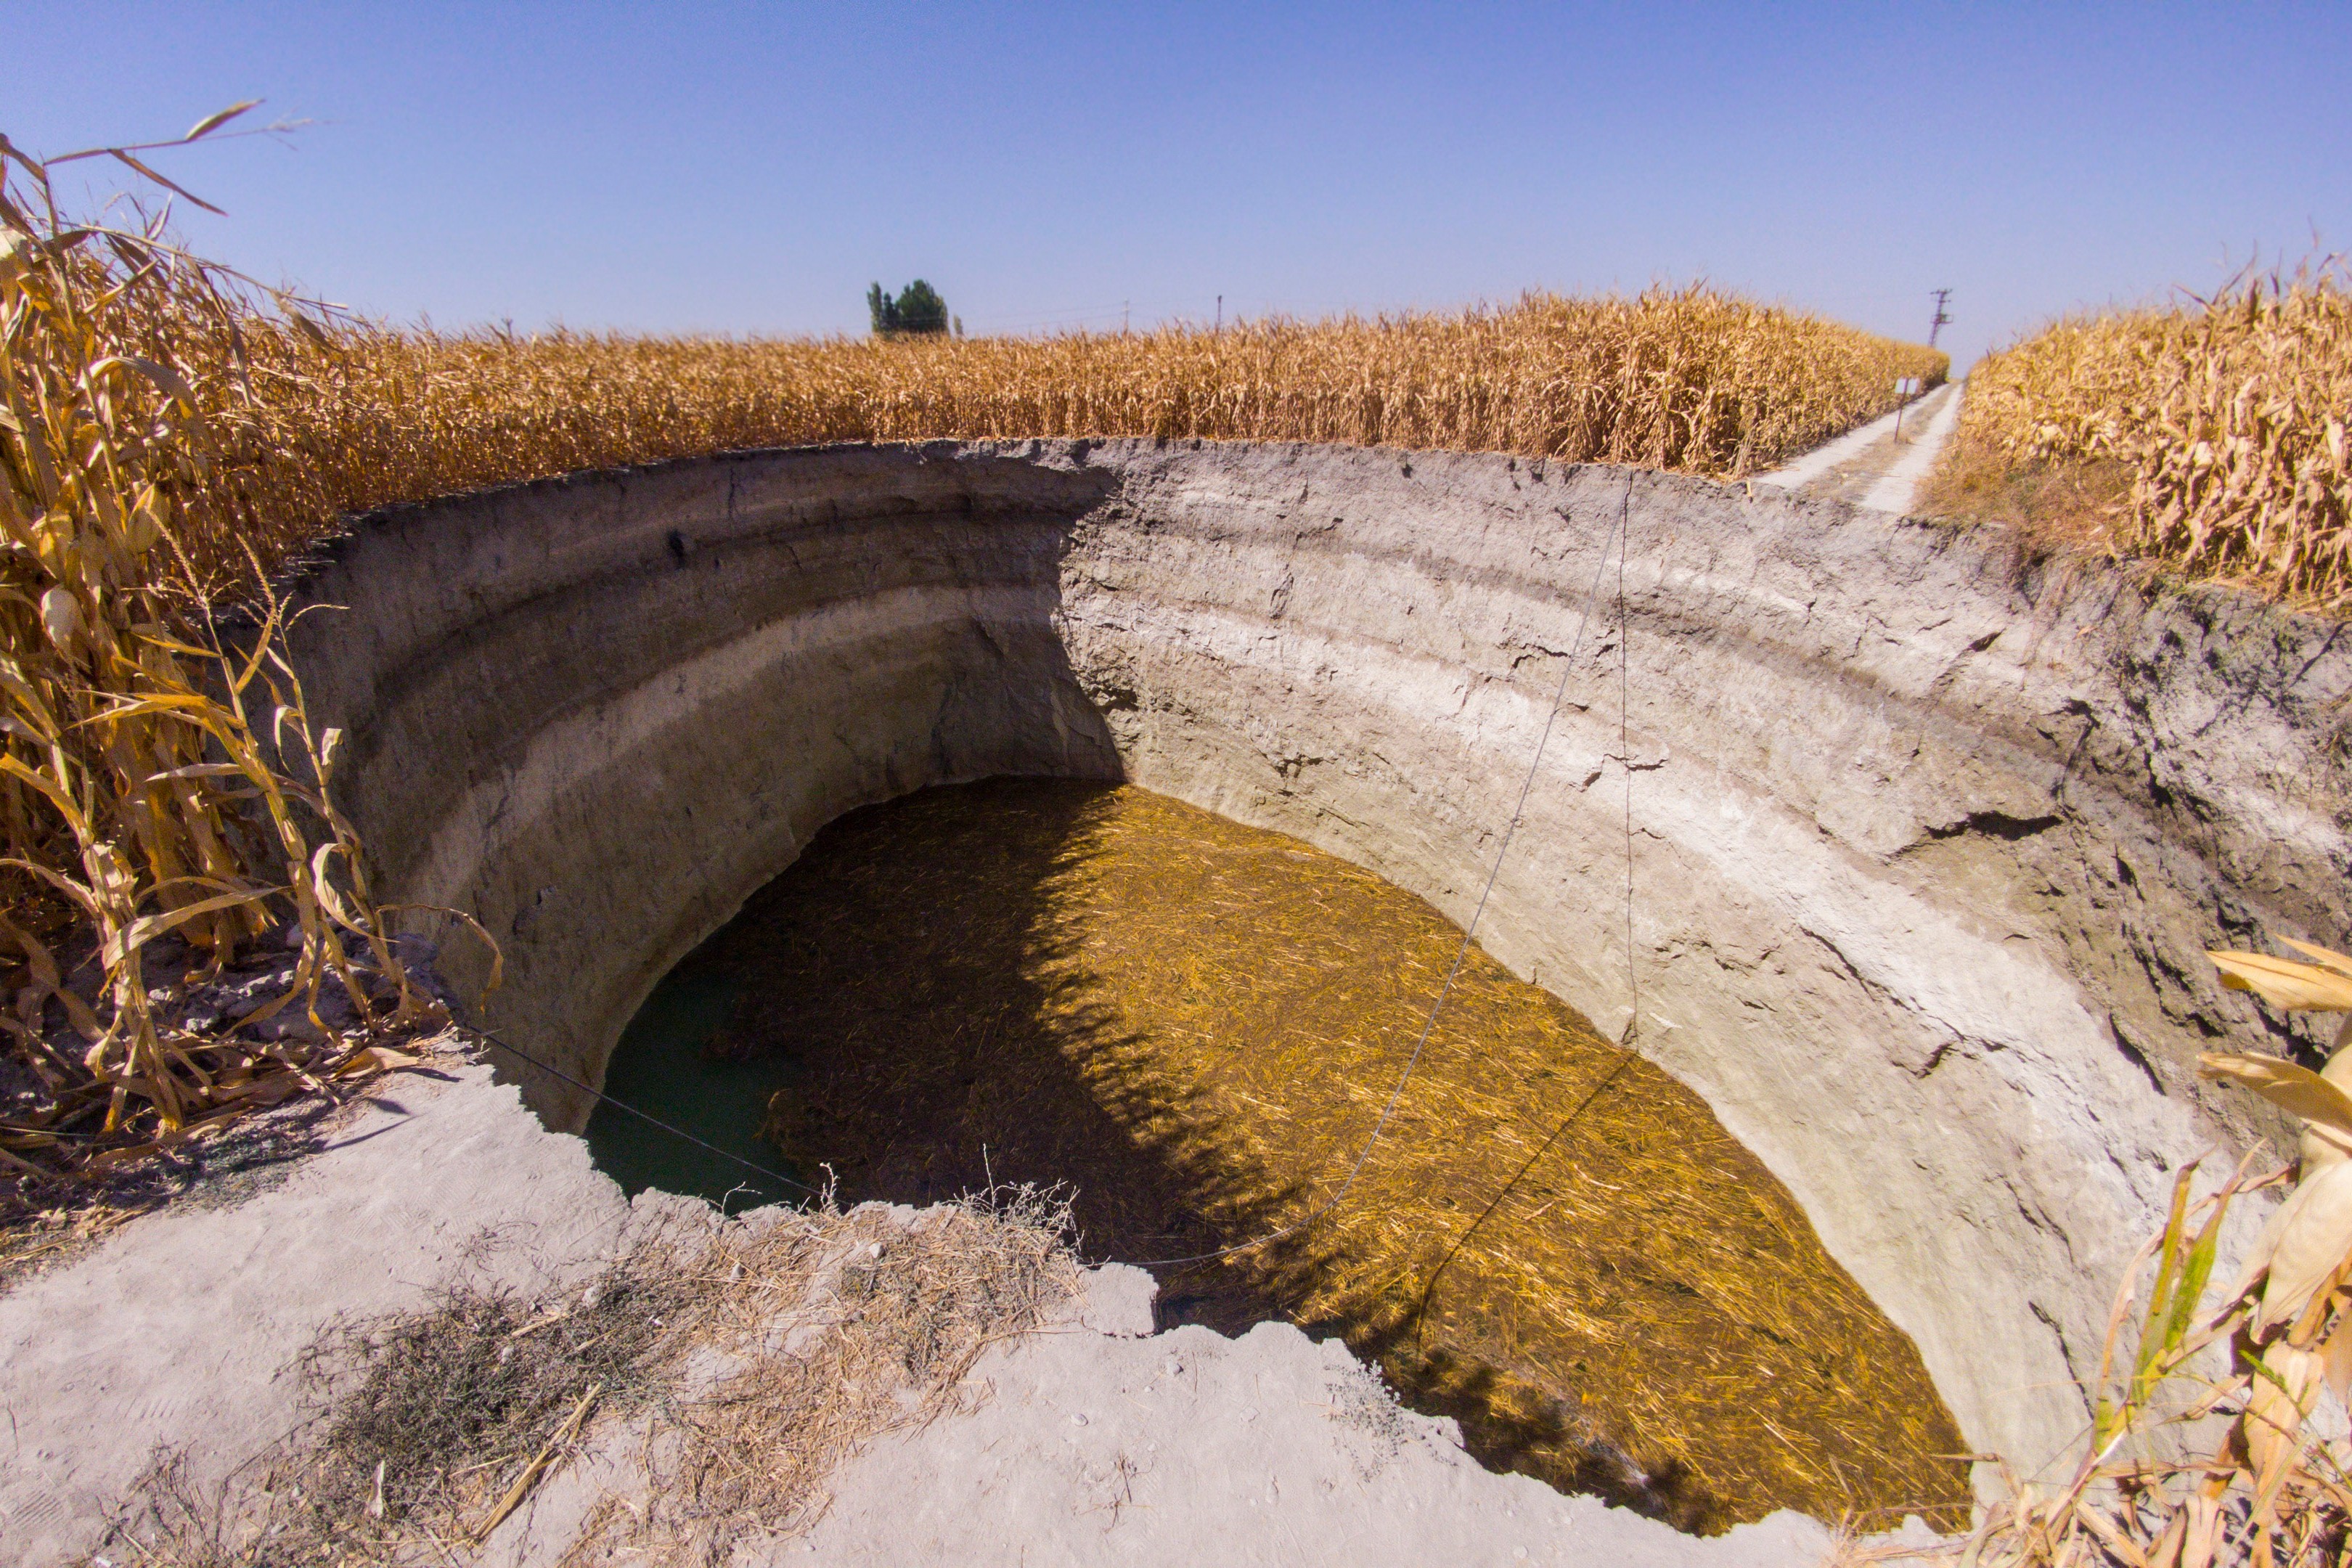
1755 381 1964 514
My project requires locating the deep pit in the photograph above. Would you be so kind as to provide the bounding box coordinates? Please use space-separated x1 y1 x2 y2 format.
589 777 1969 1530
273 438 2352 1501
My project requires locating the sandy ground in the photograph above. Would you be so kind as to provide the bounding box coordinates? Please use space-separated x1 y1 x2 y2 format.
0 1058 1897 1565
789 1315 1887 1568
1755 383 1963 513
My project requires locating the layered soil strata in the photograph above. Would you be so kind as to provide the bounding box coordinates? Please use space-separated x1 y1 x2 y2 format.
279 438 2352 1478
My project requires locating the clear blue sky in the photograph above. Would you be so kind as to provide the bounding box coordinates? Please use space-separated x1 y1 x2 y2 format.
8 3 2347 368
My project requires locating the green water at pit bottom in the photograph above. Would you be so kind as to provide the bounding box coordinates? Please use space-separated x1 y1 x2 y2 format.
581 963 815 1212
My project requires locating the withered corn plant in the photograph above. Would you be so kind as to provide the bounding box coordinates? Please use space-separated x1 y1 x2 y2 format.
1939 942 2352 1567
0 110 439 1180
1940 260 2352 607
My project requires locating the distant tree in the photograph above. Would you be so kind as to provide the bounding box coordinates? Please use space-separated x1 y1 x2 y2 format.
867 279 950 337
893 279 949 335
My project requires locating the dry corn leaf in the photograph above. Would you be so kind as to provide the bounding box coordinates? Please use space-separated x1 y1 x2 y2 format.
335 1044 422 1077
2200 1051 2352 1141
2324 1305 2352 1402
2243 1159 2352 1337
2247 1339 2328 1508
2210 950 2352 1012
2280 937 2352 979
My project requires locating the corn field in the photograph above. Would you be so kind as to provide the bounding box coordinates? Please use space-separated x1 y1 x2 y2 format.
1948 261 2352 605
0 110 1943 1180
166 288 1945 591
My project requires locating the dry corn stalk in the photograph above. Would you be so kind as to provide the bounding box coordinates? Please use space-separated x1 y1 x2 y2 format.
0 112 441 1175
1947 259 2352 606
1932 939 2352 1567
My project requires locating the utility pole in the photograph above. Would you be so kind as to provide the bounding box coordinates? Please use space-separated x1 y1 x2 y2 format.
1122 300 1130 335
1894 290 1956 438
1216 295 1222 332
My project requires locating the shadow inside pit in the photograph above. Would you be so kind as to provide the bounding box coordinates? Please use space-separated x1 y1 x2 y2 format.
598 778 1310 1333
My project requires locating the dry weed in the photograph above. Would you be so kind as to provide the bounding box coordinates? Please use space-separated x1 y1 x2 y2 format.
89 1188 1080 1567
290 1252 701 1545
583 1185 1081 1562
1914 433 2130 556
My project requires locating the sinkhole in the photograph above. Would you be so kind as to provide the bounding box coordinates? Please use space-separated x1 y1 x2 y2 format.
294 440 2289 1529
585 777 1972 1533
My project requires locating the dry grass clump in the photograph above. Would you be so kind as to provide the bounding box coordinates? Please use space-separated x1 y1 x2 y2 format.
291 1256 696 1544
97 1223 711 1567
94 1187 1081 1566
1913 438 2131 555
580 1185 1080 1561
1926 261 2352 606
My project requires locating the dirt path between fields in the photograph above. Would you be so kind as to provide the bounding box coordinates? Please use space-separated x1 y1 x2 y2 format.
1756 381 1964 515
